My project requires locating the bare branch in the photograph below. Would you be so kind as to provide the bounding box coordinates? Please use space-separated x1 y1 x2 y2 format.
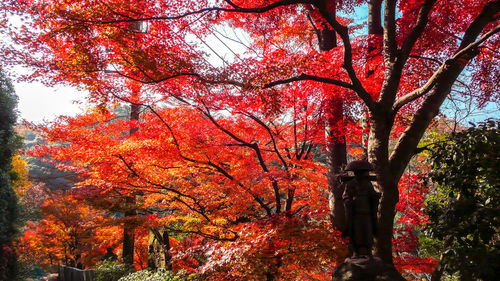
408 55 442 65
74 0 316 25
245 113 289 172
263 73 353 89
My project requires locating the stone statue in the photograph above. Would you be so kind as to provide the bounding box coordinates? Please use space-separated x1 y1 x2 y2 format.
333 161 405 280
342 160 380 258
100 246 118 262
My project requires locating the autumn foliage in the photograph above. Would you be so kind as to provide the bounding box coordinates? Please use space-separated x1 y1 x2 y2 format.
25 102 348 278
2 0 499 280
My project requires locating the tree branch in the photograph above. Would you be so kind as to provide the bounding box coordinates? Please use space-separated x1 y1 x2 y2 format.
244 113 291 214
104 69 199 84
383 0 398 61
314 3 375 110
262 73 353 89
205 159 273 216
459 1 500 49
245 113 289 172
165 226 239 242
393 24 500 111
389 1 500 179
408 55 442 65
378 0 437 107
307 12 322 43
197 104 281 214
74 0 316 25
115 154 214 222
146 105 273 215
399 0 437 60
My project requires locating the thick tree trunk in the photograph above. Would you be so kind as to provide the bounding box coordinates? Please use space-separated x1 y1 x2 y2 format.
368 0 383 39
367 109 398 264
264 256 281 281
266 272 277 281
374 178 398 264
380 6 499 262
264 236 283 280
366 0 402 265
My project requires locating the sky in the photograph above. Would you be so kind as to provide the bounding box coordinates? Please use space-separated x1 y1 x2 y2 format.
5 15 86 123
14 80 497 125
14 81 86 123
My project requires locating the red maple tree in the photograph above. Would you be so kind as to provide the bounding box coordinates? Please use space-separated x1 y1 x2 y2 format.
30 102 348 279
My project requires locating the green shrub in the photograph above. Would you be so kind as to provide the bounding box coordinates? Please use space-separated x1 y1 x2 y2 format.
425 120 500 280
94 261 134 281
118 268 195 281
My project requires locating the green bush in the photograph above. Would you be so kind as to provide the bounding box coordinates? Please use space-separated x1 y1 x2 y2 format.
118 268 195 281
425 120 500 280
94 261 134 281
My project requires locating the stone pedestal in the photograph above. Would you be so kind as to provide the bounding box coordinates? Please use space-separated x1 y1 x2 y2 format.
332 256 406 281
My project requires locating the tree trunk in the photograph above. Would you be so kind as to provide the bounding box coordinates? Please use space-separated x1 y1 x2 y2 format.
366 0 397 265
374 178 398 264
368 0 383 37
363 0 383 159
367 110 398 264
265 255 282 281
122 100 140 265
315 3 349 232
122 196 136 265
326 97 347 231
162 230 172 270
149 227 172 270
